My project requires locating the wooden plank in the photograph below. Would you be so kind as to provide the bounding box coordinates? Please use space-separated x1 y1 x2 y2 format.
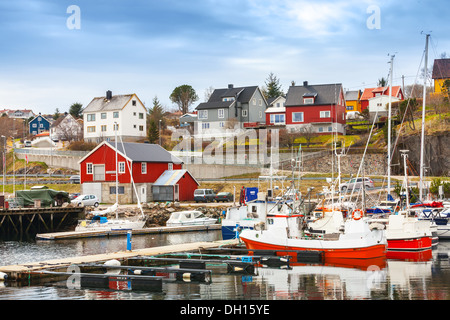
36 224 222 240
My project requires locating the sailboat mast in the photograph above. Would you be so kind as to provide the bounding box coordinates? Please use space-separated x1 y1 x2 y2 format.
387 54 395 200
115 122 119 219
419 34 430 202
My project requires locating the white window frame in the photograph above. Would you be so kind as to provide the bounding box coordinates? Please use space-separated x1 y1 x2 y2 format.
141 162 147 174
218 109 224 119
168 163 173 170
118 161 125 174
198 110 208 120
303 98 314 104
87 114 96 122
320 111 331 118
86 163 93 174
242 109 248 117
292 112 304 123
270 114 285 124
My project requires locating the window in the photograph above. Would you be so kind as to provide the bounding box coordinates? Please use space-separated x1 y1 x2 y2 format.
202 122 210 129
303 98 314 104
259 111 263 118
347 106 354 110
32 123 37 128
101 125 107 132
113 112 119 118
259 99 262 106
139 113 144 119
87 114 96 121
139 125 144 131
318 127 324 132
198 110 208 120
270 114 285 124
141 162 147 174
168 163 173 170
242 110 248 117
113 123 119 131
328 126 333 132
133 112 136 116
118 162 125 173
132 100 137 106
86 163 93 174
110 186 125 194
253 98 256 105
87 126 96 132
320 111 330 118
101 113 107 119
222 97 235 102
292 112 304 122
219 122 225 128
218 109 224 119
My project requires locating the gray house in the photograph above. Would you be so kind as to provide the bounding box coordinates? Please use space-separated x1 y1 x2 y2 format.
195 84 268 137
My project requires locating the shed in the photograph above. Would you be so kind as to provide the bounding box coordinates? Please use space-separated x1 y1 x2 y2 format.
152 170 199 202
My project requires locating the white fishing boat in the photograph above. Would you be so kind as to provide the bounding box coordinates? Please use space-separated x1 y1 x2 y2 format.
166 210 217 227
75 203 146 231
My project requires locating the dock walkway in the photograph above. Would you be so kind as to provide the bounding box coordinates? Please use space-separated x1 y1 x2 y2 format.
0 239 239 281
36 224 221 240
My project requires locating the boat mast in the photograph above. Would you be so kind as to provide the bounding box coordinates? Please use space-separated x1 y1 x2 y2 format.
401 150 410 211
387 54 395 200
115 121 119 219
419 33 430 202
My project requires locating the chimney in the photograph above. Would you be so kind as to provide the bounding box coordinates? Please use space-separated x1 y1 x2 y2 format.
106 90 112 100
228 84 234 89
303 81 308 86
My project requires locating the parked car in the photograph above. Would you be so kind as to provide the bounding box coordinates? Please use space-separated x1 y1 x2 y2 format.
70 193 80 200
71 194 99 207
24 140 32 147
69 175 80 184
340 177 374 192
215 192 233 202
194 189 216 203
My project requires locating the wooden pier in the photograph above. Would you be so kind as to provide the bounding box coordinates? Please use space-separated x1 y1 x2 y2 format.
36 224 222 240
0 206 85 238
0 239 239 282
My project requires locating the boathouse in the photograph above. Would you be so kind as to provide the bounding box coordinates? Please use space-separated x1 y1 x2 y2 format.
152 170 199 202
79 141 197 204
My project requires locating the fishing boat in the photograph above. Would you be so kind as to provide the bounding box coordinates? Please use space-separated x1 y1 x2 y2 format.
166 210 217 227
75 203 147 231
239 212 387 260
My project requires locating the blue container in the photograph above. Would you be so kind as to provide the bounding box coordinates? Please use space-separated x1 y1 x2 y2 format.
245 187 258 202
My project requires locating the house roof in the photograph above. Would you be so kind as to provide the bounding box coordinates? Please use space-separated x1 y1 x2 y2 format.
345 90 361 101
153 169 199 186
79 141 183 164
285 83 343 107
361 86 402 101
196 85 260 110
432 59 450 79
83 93 140 113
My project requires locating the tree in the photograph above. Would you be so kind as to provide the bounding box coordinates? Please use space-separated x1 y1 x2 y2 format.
377 77 387 87
69 102 83 119
53 108 60 120
262 72 284 99
147 120 159 144
169 85 199 114
147 96 165 127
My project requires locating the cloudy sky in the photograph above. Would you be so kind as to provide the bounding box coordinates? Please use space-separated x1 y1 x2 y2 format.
0 0 449 115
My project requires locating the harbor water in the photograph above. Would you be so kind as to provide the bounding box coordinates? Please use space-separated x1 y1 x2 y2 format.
0 231 450 301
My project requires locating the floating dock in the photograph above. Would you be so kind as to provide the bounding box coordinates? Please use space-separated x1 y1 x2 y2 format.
0 239 239 282
36 224 221 240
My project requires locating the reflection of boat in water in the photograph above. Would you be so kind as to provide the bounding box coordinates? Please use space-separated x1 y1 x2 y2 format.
386 249 433 261
256 258 387 300
166 210 217 227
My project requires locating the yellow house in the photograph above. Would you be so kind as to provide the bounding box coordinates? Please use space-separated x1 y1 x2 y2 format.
432 59 450 94
344 90 362 113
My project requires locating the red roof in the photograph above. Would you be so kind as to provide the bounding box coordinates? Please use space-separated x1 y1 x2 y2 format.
361 86 403 101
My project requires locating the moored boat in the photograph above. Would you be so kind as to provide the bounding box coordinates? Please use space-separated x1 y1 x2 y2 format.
166 210 217 227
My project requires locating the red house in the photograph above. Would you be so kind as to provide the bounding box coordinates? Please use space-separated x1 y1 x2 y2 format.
285 82 346 135
78 141 198 203
360 86 404 111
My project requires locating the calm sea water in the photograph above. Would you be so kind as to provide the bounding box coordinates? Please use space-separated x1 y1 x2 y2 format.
0 231 449 301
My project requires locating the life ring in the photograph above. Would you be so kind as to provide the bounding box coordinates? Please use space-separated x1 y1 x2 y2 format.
352 209 363 220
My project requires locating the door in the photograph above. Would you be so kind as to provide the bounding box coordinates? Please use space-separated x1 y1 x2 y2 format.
140 185 147 203
174 184 179 201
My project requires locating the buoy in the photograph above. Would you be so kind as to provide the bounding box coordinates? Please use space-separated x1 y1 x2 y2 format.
0 272 8 281
104 259 121 275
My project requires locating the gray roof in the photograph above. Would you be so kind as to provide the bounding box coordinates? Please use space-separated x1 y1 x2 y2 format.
107 142 183 164
83 94 134 113
432 59 450 79
345 90 361 101
285 83 343 107
196 86 259 110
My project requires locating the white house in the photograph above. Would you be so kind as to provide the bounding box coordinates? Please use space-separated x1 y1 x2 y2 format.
50 113 83 141
368 95 401 121
82 90 147 143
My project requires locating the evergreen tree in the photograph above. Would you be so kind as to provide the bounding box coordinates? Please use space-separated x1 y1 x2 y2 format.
69 102 83 119
147 119 159 144
262 72 284 99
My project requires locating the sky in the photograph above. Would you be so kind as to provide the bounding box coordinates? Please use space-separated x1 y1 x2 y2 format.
0 0 449 115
